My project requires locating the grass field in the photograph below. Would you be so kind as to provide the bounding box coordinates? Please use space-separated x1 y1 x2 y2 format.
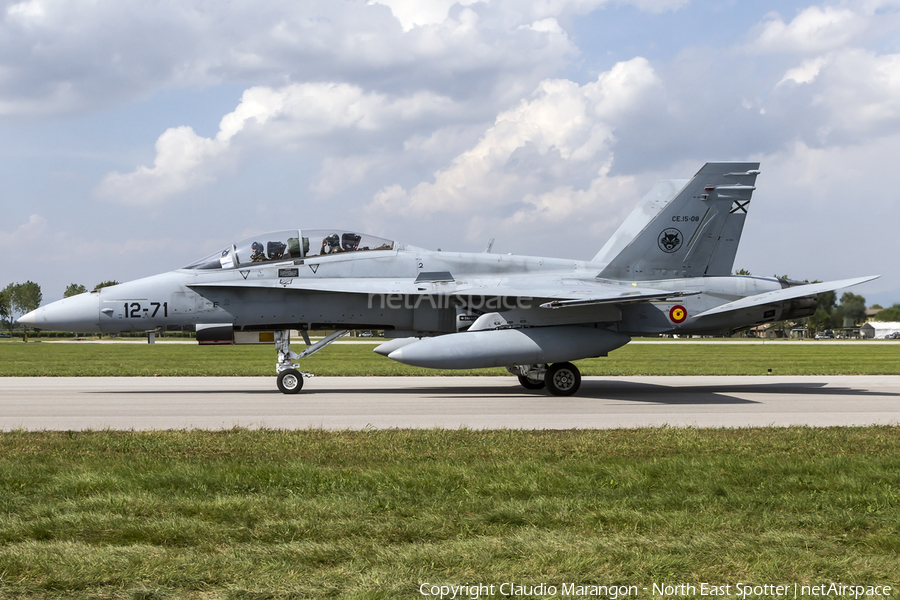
1 339 898 377
2 342 898 598
0 428 898 599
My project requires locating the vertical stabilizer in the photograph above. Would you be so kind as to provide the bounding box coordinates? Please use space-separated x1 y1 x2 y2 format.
595 162 759 280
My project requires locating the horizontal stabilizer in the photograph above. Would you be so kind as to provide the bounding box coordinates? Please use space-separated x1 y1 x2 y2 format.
693 276 880 319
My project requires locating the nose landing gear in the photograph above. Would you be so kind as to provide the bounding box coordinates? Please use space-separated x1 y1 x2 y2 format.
274 329 349 393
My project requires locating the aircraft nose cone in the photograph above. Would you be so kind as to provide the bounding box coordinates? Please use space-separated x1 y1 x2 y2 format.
17 292 102 333
17 310 37 327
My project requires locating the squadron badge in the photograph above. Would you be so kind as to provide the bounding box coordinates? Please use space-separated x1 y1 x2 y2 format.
658 228 683 253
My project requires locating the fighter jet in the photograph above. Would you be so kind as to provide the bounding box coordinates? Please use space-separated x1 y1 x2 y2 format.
19 162 876 396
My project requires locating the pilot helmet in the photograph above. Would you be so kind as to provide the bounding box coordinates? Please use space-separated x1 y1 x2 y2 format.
251 242 263 253
326 233 339 248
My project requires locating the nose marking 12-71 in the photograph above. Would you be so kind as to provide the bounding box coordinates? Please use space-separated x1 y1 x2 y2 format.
120 302 168 318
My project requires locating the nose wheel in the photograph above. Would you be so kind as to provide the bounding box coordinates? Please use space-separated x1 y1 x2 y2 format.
277 368 304 394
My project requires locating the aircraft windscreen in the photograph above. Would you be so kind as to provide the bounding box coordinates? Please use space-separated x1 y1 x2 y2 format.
184 229 394 269
183 247 235 270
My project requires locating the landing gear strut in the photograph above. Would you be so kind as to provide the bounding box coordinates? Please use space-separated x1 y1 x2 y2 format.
508 364 546 391
274 329 349 394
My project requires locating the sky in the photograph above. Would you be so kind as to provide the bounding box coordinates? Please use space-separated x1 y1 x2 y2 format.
2 0 899 306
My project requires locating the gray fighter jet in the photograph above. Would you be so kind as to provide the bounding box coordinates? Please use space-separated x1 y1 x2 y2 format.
19 162 876 395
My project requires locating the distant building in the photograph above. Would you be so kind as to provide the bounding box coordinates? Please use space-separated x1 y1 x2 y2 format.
750 324 781 338
860 322 900 339
790 326 809 339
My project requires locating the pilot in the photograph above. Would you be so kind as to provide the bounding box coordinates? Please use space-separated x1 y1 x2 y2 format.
268 241 286 260
250 241 266 262
342 232 361 252
321 233 343 254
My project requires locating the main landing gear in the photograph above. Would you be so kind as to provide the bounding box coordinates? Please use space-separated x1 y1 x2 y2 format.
508 362 582 396
274 329 349 394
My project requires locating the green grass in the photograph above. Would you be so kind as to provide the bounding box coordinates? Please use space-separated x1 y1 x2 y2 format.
0 339 898 377
0 428 899 599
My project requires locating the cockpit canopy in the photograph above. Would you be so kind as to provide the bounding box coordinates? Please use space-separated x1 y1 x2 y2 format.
184 229 395 270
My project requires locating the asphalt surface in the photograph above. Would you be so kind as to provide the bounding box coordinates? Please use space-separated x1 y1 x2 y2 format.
2 375 899 430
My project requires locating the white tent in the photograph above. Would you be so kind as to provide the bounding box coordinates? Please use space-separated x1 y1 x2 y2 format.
860 322 900 339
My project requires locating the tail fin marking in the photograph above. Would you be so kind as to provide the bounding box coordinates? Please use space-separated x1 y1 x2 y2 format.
595 162 760 281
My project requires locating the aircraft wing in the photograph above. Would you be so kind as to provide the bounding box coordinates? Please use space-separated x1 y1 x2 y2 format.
189 277 696 307
692 275 880 319
448 283 698 308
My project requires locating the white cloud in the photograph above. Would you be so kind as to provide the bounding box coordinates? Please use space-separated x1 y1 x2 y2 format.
0 214 47 249
768 48 900 144
368 0 481 31
626 0 690 12
97 83 457 205
366 57 662 243
6 0 46 23
522 17 564 34
814 50 900 137
507 159 638 228
749 6 867 54
0 0 579 117
778 56 829 85
1 0 702 119
97 126 228 206
740 134 900 289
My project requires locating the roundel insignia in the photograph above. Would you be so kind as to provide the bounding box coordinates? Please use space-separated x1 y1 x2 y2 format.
658 228 683 253
669 305 687 324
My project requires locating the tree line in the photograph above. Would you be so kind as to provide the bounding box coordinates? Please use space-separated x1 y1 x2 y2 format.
0 282 42 336
1 281 118 336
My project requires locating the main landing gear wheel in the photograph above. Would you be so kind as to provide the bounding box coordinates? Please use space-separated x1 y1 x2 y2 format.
517 375 545 390
545 362 581 396
277 369 304 394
